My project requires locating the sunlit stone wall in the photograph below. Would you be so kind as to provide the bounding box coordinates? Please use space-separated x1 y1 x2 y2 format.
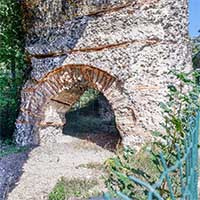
15 0 192 146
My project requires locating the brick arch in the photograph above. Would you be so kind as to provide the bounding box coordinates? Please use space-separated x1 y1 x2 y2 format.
16 64 137 145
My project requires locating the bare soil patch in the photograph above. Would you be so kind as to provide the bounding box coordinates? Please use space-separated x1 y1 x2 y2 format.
1 135 115 200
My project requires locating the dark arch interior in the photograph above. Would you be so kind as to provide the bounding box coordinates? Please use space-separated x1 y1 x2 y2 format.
63 88 121 151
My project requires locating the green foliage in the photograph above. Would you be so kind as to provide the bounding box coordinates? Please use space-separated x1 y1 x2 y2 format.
49 179 65 200
104 147 160 200
0 140 27 157
192 33 200 69
71 88 99 112
49 177 100 200
149 70 200 198
104 70 200 199
156 70 200 148
0 0 26 140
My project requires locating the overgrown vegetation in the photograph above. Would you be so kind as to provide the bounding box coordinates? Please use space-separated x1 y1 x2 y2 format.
105 147 160 200
104 68 200 199
0 0 26 140
49 177 101 200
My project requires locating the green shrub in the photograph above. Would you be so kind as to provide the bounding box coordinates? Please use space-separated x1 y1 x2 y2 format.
0 0 26 140
104 147 160 200
104 70 200 199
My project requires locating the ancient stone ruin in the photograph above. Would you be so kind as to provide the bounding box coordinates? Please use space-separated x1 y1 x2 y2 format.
15 0 192 146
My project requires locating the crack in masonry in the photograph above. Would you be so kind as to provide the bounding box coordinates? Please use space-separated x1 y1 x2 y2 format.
27 39 177 59
50 98 71 107
86 0 160 17
22 0 160 30
38 122 65 127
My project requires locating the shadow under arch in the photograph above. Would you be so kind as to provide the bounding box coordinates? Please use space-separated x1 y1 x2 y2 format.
16 64 137 146
63 88 121 151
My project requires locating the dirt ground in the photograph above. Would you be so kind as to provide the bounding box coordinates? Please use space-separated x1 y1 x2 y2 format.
0 134 199 200
0 134 118 200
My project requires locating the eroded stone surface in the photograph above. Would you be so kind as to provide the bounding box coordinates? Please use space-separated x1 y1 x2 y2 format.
16 0 192 146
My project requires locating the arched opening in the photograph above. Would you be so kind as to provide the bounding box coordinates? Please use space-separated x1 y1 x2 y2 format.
16 65 136 146
63 88 121 151
38 84 121 151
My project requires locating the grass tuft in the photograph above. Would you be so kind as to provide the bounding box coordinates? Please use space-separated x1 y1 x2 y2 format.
49 177 101 200
0 141 27 158
76 162 103 170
